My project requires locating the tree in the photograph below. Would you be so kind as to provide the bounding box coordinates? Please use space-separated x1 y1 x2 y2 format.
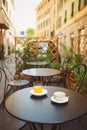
26 28 35 38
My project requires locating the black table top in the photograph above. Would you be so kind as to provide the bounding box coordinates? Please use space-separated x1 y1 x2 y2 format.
5 86 87 125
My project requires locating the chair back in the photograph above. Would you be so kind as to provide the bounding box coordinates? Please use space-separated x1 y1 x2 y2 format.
0 67 8 105
2 56 16 81
66 64 87 93
61 57 70 71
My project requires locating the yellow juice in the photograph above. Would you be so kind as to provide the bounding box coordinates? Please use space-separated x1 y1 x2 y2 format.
34 86 42 93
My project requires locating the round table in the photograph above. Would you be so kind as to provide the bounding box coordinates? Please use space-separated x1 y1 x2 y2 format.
27 61 49 68
5 86 87 130
22 68 60 77
22 68 60 84
23 68 60 77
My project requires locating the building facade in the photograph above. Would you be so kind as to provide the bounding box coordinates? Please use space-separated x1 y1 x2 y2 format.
36 0 87 44
0 0 15 56
36 0 50 37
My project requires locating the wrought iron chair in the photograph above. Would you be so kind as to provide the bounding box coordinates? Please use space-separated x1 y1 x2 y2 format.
66 64 87 93
2 56 30 93
0 67 26 130
47 57 70 87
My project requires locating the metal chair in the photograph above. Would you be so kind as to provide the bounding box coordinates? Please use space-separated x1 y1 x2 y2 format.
47 57 70 87
0 67 26 130
66 64 87 93
2 56 30 93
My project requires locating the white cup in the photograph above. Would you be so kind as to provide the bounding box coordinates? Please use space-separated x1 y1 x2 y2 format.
53 91 66 101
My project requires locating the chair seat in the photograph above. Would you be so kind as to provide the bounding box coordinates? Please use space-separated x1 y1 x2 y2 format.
8 79 30 92
8 79 29 87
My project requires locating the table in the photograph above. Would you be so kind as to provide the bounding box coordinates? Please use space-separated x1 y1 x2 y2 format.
27 61 49 68
5 86 87 130
22 68 60 84
22 68 60 77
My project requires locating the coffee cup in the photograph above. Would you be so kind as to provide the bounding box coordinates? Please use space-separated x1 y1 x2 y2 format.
53 91 66 101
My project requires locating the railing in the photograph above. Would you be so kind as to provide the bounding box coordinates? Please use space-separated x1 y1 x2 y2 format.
71 34 87 63
15 35 87 64
15 36 59 63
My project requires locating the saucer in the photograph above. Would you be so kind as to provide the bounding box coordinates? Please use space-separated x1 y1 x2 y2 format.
30 89 48 96
51 96 69 104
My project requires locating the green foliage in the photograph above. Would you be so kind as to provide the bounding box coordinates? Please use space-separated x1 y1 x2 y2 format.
36 54 47 61
26 28 35 38
15 40 56 69
46 48 54 62
49 62 61 69
83 71 87 87
65 54 83 70
36 48 54 62
60 43 83 69
21 42 36 68
60 43 87 93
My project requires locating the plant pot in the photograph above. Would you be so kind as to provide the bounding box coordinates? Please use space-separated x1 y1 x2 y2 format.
66 76 76 90
14 71 20 80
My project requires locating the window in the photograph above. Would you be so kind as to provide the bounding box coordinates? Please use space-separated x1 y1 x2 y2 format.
78 0 81 11
44 31 46 36
3 0 8 11
70 33 74 45
3 0 6 5
64 0 66 3
50 31 55 37
71 2 74 17
56 17 61 29
84 0 87 5
46 19 50 26
61 0 63 6
64 10 67 23
6 0 8 11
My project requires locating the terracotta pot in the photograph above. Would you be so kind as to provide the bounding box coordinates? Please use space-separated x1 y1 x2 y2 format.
14 71 20 80
66 76 76 90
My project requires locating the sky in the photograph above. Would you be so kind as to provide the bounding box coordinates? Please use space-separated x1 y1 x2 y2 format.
14 0 42 33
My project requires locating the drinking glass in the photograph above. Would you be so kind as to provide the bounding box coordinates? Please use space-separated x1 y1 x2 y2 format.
33 81 43 93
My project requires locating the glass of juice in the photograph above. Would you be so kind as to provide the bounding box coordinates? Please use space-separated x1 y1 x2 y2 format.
33 81 43 93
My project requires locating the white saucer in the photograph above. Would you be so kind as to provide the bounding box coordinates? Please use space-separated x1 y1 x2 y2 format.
51 96 69 104
30 89 48 96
